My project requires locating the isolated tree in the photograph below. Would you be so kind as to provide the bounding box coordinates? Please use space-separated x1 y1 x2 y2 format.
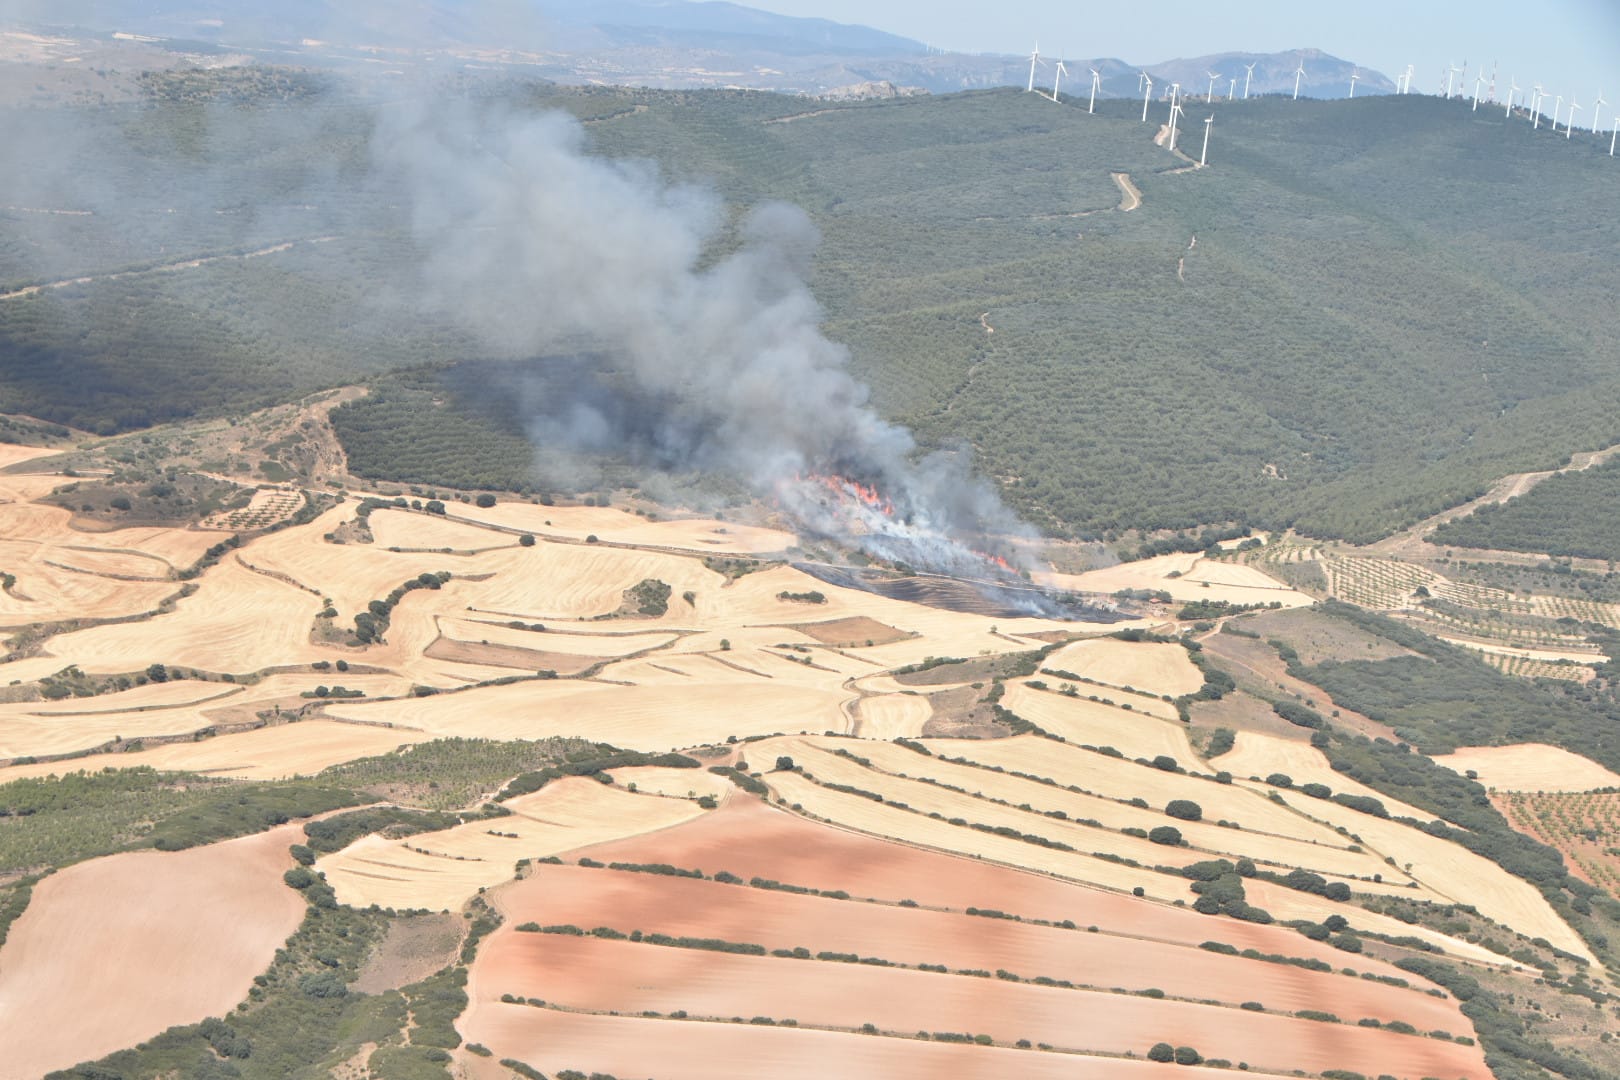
475 493 496 508
1148 1042 1174 1062
1148 825 1183 846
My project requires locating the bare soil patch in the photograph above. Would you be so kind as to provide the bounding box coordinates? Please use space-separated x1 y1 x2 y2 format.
355 912 465 993
422 636 602 675
777 615 911 646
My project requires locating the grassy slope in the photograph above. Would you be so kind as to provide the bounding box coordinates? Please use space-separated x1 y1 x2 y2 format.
3 83 1618 541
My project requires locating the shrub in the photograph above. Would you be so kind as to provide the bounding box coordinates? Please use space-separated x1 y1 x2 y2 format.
1148 825 1183 846
519 533 536 546
476 493 497 508
1165 799 1203 821
1148 1042 1175 1062
1174 1046 1203 1065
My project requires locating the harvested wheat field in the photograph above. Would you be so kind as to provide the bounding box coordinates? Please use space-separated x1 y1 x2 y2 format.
1434 743 1620 793
491 864 1467 1031
474 934 1486 1079
459 1007 1251 1080
1043 638 1204 697
0 719 423 784
609 764 734 800
766 768 1179 899
1042 553 1312 609
326 677 849 748
0 823 306 1078
1002 681 1196 764
783 737 1393 882
851 692 931 738
315 776 709 911
930 735 1358 845
1264 780 1593 960
0 545 177 624
45 556 324 674
366 507 514 550
1217 731 1434 820
446 501 797 553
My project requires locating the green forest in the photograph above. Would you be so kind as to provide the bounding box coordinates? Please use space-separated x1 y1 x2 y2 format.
4 77 1619 543
1428 454 1620 561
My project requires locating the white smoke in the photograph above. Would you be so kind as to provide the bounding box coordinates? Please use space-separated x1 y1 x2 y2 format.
377 99 1036 575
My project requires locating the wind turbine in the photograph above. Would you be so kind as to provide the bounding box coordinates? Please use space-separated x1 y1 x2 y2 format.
1089 68 1101 113
1206 70 1220 103
1200 113 1214 166
1400 64 1414 94
1293 57 1305 100
1227 77 1236 101
1553 93 1564 131
1243 61 1256 99
1026 42 1043 93
1593 89 1607 136
1445 62 1459 98
1459 60 1468 97
1140 71 1154 122
1349 69 1360 98
1611 117 1618 156
1473 73 1486 109
1052 58 1069 102
1566 98 1582 138
1531 85 1544 127
1168 101 1184 151
1505 79 1519 117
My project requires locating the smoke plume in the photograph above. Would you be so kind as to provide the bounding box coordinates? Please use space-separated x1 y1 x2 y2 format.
376 100 1035 575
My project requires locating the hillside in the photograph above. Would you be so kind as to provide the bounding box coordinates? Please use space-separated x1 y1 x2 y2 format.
3 78 1618 547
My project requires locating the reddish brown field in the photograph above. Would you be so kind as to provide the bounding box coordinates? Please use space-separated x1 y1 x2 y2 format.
570 799 1409 967
460 1010 1276 1080
462 1007 1270 1080
493 866 1468 1032
0 824 305 1077
472 934 1485 1079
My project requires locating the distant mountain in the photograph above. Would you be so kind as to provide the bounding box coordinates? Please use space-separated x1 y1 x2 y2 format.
7 0 1391 97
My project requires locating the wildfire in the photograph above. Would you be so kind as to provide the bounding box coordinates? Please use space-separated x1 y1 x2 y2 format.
780 472 1017 579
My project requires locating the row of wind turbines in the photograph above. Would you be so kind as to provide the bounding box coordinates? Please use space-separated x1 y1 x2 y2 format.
1026 46 1620 160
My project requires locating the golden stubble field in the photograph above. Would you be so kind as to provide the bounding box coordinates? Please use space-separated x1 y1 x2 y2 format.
0 450 1595 1078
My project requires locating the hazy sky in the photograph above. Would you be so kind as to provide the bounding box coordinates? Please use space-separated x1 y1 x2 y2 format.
749 0 1620 114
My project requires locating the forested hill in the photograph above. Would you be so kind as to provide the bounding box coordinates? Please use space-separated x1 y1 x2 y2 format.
2 78 1617 544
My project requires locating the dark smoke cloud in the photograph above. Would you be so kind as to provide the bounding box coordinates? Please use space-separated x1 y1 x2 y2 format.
375 99 1038 572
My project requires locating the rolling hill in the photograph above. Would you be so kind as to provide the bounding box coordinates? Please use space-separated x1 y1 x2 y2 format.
4 74 1616 546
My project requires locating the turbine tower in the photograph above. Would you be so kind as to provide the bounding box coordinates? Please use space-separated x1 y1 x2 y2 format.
1505 79 1519 117
1052 58 1069 102
1293 57 1305 100
1593 90 1607 136
1243 61 1256 99
1168 101 1184 151
1227 77 1236 101
1400 64 1414 94
1206 70 1220 103
1089 68 1101 114
1445 62 1460 98
1349 69 1360 99
1566 98 1582 137
1553 93 1564 131
1140 71 1154 122
1531 85 1544 127
1200 113 1214 166
1026 42 1043 93
1473 73 1486 110
1611 117 1618 156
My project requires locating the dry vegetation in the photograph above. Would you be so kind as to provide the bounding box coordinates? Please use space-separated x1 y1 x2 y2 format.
3 418 1614 1079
